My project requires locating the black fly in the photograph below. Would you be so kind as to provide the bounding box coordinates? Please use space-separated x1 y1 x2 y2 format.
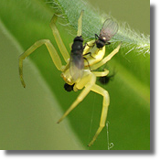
70 36 84 81
95 19 118 48
64 11 84 92
64 36 84 92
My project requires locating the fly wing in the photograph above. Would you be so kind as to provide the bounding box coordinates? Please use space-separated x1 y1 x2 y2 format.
69 53 84 81
100 19 118 41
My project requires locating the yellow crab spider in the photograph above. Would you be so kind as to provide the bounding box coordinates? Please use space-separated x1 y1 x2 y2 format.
19 11 121 147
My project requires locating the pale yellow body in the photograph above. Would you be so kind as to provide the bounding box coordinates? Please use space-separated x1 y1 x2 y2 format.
83 40 105 67
19 11 121 146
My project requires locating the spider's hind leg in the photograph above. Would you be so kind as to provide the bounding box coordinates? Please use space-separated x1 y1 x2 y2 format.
57 71 96 123
88 84 110 147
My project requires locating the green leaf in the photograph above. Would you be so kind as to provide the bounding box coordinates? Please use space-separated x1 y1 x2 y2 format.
0 0 150 150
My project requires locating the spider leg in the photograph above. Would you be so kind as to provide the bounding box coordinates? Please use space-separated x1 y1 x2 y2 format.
83 40 95 55
50 10 83 62
77 10 84 36
88 84 110 147
19 39 64 88
57 72 96 123
91 43 122 70
92 69 109 77
50 15 70 62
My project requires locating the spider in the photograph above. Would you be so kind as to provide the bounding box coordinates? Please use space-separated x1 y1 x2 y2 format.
19 11 121 147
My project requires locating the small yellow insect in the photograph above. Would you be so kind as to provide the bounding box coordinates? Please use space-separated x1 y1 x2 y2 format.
19 11 121 146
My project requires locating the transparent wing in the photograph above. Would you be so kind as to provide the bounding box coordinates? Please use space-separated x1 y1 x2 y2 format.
100 19 118 41
69 53 84 81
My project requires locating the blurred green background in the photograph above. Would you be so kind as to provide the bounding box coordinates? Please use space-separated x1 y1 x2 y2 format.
0 0 150 150
88 0 150 35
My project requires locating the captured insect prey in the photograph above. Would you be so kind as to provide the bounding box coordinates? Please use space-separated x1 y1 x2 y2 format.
69 36 84 82
95 18 119 48
18 10 121 147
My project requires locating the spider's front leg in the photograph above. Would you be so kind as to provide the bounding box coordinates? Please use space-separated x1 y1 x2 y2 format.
50 14 70 62
19 39 65 88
